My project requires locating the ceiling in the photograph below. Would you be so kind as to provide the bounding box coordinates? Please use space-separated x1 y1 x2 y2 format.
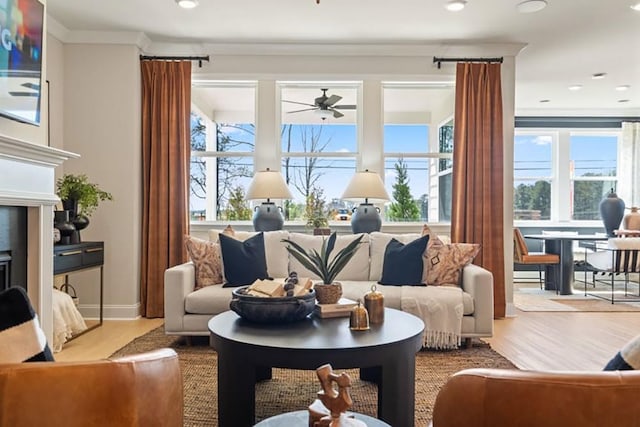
46 0 640 116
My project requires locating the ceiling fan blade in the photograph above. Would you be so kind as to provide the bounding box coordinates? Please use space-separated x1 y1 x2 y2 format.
323 94 342 106
333 104 356 110
287 107 317 114
283 100 316 107
332 109 344 118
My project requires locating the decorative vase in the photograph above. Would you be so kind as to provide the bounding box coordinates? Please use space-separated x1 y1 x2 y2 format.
62 198 79 221
314 282 342 305
599 189 625 237
623 207 640 231
54 210 76 245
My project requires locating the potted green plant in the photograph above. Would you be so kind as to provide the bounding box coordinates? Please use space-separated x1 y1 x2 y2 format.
56 173 113 218
305 187 330 235
281 232 363 304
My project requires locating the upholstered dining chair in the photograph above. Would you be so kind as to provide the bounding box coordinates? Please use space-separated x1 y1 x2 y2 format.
513 228 560 289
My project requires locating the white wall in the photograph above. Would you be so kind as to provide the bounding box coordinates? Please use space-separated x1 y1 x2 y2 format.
60 43 141 319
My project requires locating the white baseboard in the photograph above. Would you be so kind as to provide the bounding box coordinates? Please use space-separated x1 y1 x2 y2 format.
505 302 518 317
78 302 141 320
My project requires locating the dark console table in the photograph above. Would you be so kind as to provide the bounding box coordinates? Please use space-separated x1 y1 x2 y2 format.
53 241 104 338
209 308 424 427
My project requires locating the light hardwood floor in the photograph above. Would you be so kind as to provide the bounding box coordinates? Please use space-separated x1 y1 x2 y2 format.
56 311 640 372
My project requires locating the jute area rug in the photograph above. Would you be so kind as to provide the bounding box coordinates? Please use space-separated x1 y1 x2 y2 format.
111 326 515 426
514 282 640 312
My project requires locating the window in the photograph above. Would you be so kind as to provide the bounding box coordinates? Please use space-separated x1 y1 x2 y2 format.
382 84 455 223
280 83 358 223
513 133 553 220
570 133 618 220
513 127 620 223
189 82 256 221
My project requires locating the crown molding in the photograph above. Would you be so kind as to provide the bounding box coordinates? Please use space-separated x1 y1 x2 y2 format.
145 41 527 58
46 15 151 50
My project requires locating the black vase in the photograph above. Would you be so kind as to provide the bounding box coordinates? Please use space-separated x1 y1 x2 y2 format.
54 210 76 245
599 189 625 237
62 198 79 221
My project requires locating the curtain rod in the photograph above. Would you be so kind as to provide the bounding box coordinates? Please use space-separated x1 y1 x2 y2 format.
433 57 503 69
139 55 210 67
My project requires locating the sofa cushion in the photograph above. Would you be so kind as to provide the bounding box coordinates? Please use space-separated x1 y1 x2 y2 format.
427 243 481 286
219 232 269 287
287 233 370 281
185 284 237 315
184 235 223 289
369 232 421 281
379 235 429 286
209 228 290 279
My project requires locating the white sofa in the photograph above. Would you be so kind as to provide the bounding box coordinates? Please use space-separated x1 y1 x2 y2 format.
164 230 494 348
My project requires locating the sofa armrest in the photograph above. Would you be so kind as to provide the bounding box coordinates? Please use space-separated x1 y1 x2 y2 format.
461 264 494 335
164 262 195 333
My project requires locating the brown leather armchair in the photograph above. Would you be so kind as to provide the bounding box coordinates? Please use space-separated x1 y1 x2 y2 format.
433 368 640 427
0 348 182 427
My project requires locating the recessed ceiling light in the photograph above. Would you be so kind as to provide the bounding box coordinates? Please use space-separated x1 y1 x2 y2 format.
616 85 631 91
631 3 640 11
539 99 550 103
618 99 630 103
568 85 583 91
592 73 607 79
176 0 199 9
516 0 547 13
445 0 467 12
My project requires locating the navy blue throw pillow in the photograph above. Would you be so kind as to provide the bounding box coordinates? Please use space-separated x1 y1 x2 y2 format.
219 232 269 287
604 334 640 370
379 235 429 286
0 287 55 362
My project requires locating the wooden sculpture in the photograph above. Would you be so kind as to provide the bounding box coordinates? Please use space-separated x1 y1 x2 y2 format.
308 364 367 427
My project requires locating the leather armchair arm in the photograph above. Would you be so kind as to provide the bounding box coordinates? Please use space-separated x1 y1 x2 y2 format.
0 349 182 427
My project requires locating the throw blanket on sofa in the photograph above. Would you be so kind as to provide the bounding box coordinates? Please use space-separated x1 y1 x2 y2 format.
400 286 464 350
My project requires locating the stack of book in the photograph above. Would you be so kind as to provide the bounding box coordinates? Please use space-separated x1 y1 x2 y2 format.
313 298 358 318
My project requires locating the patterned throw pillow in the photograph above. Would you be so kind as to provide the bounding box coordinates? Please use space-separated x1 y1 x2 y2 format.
421 225 480 286
604 334 640 370
184 235 223 289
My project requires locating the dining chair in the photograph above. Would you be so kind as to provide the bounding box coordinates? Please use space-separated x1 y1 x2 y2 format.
513 228 560 289
583 238 640 303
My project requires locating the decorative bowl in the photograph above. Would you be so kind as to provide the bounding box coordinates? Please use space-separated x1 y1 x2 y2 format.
229 286 316 323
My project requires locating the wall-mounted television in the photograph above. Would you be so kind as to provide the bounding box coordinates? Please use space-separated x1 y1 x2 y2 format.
0 0 44 126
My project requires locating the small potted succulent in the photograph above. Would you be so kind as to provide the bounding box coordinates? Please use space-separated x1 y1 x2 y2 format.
282 232 363 304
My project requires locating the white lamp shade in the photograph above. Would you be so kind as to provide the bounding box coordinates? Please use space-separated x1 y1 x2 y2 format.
246 169 293 201
341 170 390 203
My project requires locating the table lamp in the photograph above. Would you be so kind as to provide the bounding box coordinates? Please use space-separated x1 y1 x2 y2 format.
341 170 390 233
246 168 293 231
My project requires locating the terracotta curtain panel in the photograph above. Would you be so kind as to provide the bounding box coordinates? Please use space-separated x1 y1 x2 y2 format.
451 62 506 318
140 60 191 317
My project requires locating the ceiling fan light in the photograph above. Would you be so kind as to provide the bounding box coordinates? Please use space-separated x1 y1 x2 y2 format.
176 0 199 9
444 0 466 12
315 109 333 118
516 0 547 13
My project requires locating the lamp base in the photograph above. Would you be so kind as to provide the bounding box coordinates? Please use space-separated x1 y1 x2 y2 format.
253 202 284 232
350 203 382 234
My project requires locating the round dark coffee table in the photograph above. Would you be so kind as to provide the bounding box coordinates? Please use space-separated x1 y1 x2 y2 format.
209 308 424 427
254 410 391 427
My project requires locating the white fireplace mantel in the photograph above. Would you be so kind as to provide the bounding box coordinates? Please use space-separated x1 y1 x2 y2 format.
0 133 78 344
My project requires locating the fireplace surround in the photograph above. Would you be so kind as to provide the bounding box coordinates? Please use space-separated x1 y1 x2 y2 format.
0 134 77 343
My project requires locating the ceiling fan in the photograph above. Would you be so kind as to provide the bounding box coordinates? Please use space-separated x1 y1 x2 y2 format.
283 88 356 119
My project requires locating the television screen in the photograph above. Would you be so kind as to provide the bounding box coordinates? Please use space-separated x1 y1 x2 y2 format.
0 0 44 126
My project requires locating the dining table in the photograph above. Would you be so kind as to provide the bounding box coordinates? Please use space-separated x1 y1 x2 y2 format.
524 233 609 295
